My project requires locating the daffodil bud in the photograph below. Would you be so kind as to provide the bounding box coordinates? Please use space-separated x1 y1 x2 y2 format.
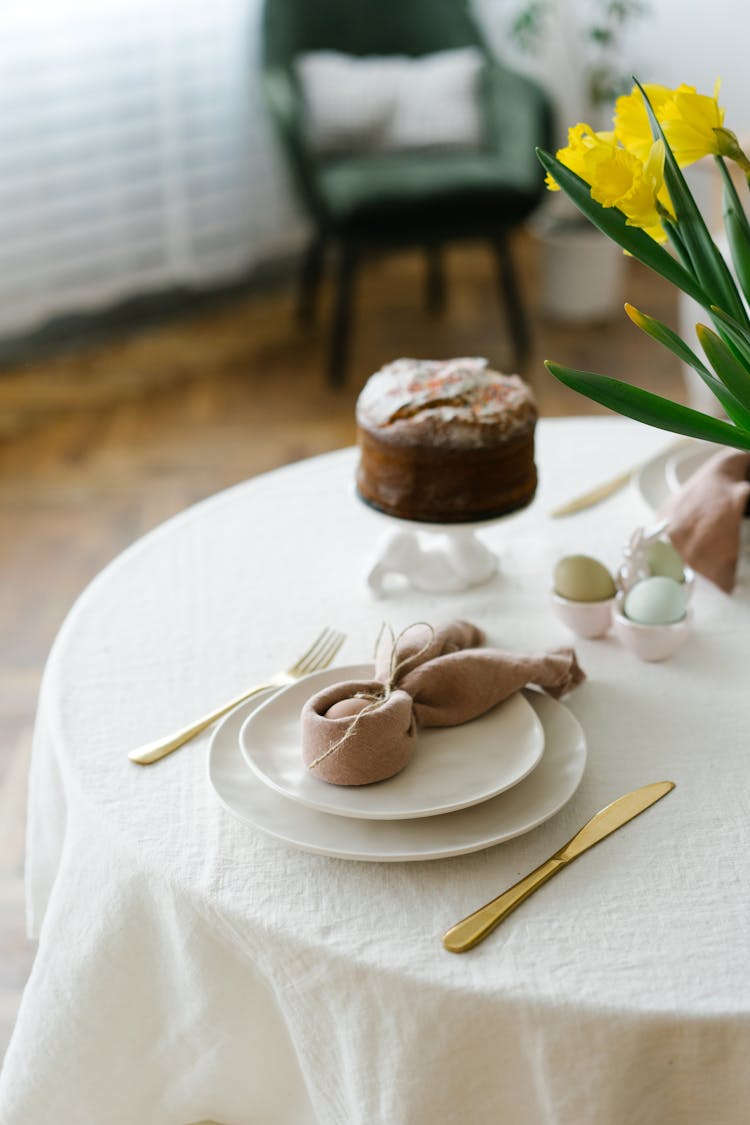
713 127 750 174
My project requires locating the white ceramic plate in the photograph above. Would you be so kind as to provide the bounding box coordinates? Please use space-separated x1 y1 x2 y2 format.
209 691 586 862
634 442 712 513
239 663 545 820
665 443 714 494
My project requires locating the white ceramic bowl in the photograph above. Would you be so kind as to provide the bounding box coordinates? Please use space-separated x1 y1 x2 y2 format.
551 592 614 639
612 595 691 662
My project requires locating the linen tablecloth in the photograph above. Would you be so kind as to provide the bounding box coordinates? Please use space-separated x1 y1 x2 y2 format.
2 417 750 1125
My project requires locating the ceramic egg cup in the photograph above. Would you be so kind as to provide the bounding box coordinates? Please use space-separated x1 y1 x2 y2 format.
552 530 694 660
551 593 615 639
552 570 694 661
612 593 691 662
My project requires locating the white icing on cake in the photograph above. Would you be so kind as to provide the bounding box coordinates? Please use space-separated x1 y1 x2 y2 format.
356 357 536 445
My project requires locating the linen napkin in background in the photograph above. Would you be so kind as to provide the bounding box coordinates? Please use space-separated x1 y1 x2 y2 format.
661 449 750 593
302 621 584 786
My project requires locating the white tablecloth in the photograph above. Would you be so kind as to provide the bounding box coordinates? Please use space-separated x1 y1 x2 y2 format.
3 418 750 1125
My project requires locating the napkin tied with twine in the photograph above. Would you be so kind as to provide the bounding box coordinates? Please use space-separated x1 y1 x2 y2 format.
661 449 750 593
301 621 585 786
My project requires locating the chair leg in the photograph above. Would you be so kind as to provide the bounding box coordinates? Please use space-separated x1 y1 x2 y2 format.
492 233 532 371
297 235 326 328
329 245 357 388
425 244 446 316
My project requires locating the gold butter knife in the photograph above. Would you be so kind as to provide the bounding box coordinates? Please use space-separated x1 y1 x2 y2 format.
549 467 636 517
443 780 675 953
549 437 692 517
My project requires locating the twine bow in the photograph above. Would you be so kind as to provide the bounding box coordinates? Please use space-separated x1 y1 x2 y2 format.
306 621 435 770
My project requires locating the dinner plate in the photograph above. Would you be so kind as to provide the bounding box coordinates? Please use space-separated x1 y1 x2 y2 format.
208 690 587 862
634 441 713 513
239 664 545 820
665 443 714 494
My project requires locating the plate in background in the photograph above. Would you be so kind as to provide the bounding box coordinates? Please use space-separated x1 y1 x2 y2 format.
634 442 712 513
665 443 714 494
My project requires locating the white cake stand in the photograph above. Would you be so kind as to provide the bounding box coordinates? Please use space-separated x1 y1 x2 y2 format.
357 492 512 596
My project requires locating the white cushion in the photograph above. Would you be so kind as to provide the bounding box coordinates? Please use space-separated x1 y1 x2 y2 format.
296 48 484 155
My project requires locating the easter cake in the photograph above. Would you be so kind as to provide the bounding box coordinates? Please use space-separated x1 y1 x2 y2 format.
355 357 538 523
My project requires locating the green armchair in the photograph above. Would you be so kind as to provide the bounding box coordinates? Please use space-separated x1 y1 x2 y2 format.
261 0 554 385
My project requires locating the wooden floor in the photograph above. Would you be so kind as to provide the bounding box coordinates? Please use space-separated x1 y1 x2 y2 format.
0 236 686 1062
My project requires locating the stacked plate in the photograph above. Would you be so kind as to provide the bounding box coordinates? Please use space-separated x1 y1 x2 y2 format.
634 440 713 513
208 663 588 862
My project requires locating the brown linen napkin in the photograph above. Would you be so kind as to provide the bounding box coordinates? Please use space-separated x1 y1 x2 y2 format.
661 449 750 593
301 621 585 786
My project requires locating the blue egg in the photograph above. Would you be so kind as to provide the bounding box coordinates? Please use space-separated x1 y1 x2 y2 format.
623 576 688 626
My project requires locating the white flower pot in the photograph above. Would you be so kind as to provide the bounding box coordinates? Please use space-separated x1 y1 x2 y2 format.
533 219 625 323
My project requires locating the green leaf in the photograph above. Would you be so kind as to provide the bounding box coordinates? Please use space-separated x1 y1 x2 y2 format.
708 304 750 369
661 214 693 271
537 148 707 304
625 303 750 429
624 303 710 374
635 80 749 325
696 324 750 408
723 205 750 302
716 156 750 239
716 156 750 305
545 361 750 451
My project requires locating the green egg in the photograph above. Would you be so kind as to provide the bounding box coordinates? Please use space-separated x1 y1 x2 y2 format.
645 539 685 582
554 554 616 602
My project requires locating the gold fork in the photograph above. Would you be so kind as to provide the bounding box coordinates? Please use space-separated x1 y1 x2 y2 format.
128 627 346 765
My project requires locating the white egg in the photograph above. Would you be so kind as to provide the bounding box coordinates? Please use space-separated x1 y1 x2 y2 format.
623 576 688 626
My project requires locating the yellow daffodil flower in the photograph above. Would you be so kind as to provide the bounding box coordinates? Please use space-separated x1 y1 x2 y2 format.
615 80 736 169
589 139 672 241
546 120 672 241
614 83 678 163
545 123 617 191
660 81 725 166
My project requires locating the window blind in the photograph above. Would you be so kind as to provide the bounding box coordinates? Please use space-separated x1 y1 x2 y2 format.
0 0 304 337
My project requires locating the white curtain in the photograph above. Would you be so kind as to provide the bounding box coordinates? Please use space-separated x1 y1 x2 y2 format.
0 0 305 338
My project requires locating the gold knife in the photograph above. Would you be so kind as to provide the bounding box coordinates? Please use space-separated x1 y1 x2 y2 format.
442 780 675 953
549 467 636 517
549 438 692 517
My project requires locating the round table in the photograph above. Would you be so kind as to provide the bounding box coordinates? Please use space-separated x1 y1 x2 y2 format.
3 418 750 1125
